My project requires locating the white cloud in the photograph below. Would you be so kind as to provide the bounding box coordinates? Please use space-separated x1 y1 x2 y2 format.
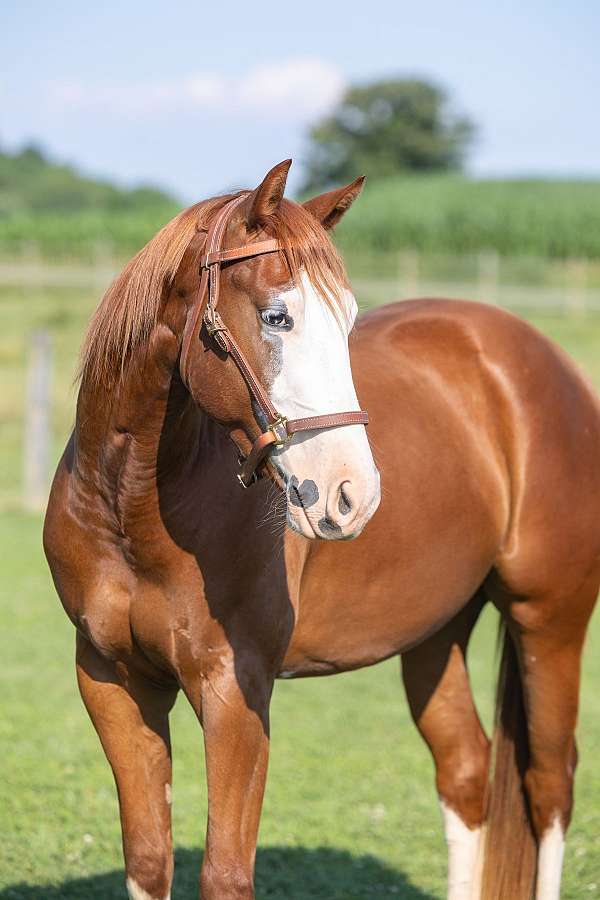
185 75 227 107
238 59 345 119
48 59 345 124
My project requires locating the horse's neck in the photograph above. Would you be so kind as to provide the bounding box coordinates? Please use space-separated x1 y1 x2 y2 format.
73 326 202 529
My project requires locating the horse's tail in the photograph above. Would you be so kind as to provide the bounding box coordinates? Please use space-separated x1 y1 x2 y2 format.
480 622 537 899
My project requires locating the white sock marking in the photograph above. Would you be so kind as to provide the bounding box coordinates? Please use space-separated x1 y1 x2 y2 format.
126 876 170 900
439 801 483 900
536 815 565 900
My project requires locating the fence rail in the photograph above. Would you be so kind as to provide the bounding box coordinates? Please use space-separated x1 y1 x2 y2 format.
3 250 600 313
4 252 600 511
353 277 600 314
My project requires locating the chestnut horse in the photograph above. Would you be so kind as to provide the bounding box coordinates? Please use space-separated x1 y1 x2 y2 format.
44 160 600 900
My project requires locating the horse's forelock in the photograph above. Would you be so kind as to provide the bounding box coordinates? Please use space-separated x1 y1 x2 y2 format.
79 192 350 391
263 198 350 325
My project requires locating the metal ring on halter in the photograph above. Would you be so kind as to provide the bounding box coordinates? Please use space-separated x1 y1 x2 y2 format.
268 416 290 449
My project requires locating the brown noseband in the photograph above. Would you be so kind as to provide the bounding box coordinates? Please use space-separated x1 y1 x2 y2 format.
180 193 369 488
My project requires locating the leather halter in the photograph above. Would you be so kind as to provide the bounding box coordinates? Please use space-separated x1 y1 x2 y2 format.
180 193 369 488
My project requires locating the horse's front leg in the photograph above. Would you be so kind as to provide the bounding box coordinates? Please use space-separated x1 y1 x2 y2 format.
193 653 274 900
76 632 178 900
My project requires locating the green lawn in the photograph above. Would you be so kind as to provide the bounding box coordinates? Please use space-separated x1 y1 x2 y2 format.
1 513 600 899
2 279 600 898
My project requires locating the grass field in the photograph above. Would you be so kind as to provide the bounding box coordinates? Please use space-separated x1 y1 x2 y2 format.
2 275 600 898
3 272 600 507
334 176 600 259
3 176 600 262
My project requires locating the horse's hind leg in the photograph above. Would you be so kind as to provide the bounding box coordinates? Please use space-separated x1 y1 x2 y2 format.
401 592 489 900
76 633 177 900
491 568 599 900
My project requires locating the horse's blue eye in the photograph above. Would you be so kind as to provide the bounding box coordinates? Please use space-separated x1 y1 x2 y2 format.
260 309 291 329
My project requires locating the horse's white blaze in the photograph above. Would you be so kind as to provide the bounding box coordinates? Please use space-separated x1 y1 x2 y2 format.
266 271 380 539
536 815 565 900
126 877 170 900
439 801 483 900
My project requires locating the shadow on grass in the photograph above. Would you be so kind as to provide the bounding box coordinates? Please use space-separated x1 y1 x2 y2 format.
1 845 436 899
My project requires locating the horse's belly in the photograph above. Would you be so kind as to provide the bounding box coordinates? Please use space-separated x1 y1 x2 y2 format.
282 554 492 676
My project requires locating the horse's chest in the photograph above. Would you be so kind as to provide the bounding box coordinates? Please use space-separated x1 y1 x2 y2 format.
75 561 209 673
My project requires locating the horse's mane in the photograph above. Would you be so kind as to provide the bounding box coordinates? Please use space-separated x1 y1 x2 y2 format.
79 192 348 391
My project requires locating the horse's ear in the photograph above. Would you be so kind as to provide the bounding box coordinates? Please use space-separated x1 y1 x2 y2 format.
247 159 292 229
303 176 365 230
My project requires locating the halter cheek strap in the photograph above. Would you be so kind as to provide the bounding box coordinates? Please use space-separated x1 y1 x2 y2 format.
179 193 369 488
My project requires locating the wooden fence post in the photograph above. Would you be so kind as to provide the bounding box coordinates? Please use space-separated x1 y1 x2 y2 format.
24 330 52 512
566 259 587 317
399 249 420 298
477 250 500 303
93 239 117 289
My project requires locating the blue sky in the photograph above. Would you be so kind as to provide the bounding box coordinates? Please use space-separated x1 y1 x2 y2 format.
3 1 599 200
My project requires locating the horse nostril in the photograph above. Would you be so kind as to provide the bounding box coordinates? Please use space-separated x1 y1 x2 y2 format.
289 478 319 509
338 483 353 516
318 516 343 537
288 476 302 507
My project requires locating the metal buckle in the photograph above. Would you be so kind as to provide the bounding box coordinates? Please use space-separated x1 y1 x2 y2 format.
269 415 289 448
203 307 226 337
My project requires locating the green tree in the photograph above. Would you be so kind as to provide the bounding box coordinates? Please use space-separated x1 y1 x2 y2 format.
302 79 475 192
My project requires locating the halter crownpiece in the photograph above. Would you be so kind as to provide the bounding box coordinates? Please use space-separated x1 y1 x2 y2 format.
180 193 369 488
